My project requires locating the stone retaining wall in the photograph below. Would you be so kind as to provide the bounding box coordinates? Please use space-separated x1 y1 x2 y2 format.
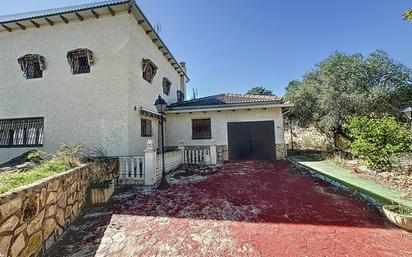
0 161 117 257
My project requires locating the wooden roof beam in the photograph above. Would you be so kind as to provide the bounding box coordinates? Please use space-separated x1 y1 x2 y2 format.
138 19 145 25
60 15 69 24
30 20 40 28
45 17 54 26
146 30 153 34
128 4 133 13
1 24 12 32
16 22 25 30
75 12 84 22
108 7 115 16
152 38 159 43
91 9 99 19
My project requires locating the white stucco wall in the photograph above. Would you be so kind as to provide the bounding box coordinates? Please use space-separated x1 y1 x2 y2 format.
165 107 286 159
0 11 183 163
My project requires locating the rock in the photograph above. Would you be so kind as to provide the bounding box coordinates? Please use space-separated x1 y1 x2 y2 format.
46 192 58 205
65 205 73 219
0 215 19 233
57 192 67 209
67 194 76 205
0 235 12 257
26 210 45 235
45 204 57 217
10 233 25 257
69 183 77 194
55 225 63 238
22 194 39 222
47 180 60 192
43 218 56 239
56 209 65 227
0 197 22 219
40 187 47 207
14 224 27 236
21 231 42 257
72 202 80 216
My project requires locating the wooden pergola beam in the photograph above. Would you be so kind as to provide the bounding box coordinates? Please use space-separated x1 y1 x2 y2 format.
1 24 12 32
108 7 115 16
75 12 84 22
45 18 54 26
30 20 40 28
60 15 69 24
16 22 25 30
91 9 99 19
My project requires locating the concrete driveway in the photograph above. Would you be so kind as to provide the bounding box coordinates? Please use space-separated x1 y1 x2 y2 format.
45 161 412 257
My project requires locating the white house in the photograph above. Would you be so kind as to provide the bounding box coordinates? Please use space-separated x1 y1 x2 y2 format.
0 0 291 165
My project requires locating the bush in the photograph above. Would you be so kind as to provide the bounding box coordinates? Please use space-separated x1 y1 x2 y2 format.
346 115 412 170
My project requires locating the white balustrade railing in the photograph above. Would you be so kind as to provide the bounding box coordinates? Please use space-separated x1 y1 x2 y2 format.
184 147 210 164
118 156 145 185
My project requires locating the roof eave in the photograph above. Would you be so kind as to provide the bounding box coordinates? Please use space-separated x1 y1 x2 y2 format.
166 102 294 113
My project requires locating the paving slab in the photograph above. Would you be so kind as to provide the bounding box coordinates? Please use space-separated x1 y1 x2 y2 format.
45 161 412 257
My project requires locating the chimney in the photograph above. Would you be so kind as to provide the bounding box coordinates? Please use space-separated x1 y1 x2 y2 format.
179 62 187 99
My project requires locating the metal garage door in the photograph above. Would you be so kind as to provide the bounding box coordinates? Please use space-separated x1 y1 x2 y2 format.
227 121 275 160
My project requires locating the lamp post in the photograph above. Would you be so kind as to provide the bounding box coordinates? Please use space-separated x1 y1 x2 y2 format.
154 95 170 190
402 107 412 130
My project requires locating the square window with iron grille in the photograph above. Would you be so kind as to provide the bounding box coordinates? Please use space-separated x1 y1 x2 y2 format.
0 118 44 148
18 54 45 79
142 58 158 83
141 118 152 137
163 77 171 95
67 48 93 75
192 119 211 139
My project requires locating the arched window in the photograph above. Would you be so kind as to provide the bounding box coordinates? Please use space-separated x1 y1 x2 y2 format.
67 48 93 75
17 54 45 79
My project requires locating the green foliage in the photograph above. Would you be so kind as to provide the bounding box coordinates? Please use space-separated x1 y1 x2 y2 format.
285 50 412 145
346 115 412 170
0 144 84 194
247 86 273 95
394 204 412 216
404 9 412 21
89 179 113 189
27 150 47 163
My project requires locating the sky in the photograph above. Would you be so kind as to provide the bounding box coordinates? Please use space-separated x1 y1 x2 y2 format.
1 0 412 97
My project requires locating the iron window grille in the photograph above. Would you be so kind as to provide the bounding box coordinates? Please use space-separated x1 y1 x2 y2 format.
17 54 45 79
163 77 171 95
192 119 211 139
177 90 185 103
142 58 158 83
67 48 93 75
0 118 44 148
141 118 152 137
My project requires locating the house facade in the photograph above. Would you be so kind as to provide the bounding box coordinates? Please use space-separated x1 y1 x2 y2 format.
0 0 290 164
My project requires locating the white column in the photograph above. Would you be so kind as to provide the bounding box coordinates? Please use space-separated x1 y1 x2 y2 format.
144 139 157 186
178 139 185 164
210 138 217 165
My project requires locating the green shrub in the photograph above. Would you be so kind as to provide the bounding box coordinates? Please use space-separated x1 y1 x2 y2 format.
346 115 412 170
27 150 47 163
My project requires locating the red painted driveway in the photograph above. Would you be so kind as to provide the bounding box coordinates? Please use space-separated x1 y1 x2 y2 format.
46 161 412 257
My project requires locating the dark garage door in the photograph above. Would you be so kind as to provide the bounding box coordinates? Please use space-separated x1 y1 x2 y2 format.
227 121 275 160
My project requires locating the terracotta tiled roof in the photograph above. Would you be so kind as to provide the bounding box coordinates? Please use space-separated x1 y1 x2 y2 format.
168 93 285 108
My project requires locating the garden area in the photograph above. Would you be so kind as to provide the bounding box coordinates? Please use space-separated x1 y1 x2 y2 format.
283 50 412 228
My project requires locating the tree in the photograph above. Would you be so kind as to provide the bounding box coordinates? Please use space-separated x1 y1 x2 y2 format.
404 9 412 20
247 86 273 95
285 50 412 147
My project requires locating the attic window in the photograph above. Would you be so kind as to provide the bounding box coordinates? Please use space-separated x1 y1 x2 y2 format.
17 54 45 79
67 48 93 75
177 90 185 103
163 77 172 95
142 58 158 83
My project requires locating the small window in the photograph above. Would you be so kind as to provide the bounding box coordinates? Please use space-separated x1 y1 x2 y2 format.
17 54 45 79
177 90 185 103
67 48 93 75
163 77 171 95
141 118 152 137
142 58 158 83
0 118 44 148
192 119 211 139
